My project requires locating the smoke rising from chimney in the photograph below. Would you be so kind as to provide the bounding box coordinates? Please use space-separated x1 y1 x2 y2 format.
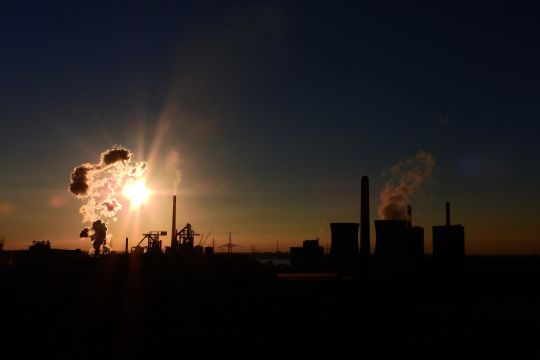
68 146 147 253
166 149 182 195
80 220 109 256
378 150 434 220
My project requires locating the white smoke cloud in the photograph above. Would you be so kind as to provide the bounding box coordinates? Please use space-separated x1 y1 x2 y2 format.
378 150 434 220
68 146 147 253
165 149 182 195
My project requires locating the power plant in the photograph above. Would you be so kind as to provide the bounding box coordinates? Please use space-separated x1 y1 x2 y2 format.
433 202 465 265
123 195 215 256
290 239 324 272
167 195 206 254
285 173 466 273
68 173 464 273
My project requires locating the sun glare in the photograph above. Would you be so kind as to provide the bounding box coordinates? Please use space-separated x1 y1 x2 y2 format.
122 179 151 208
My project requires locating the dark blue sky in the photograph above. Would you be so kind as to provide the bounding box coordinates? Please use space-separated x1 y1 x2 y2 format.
1 1 539 253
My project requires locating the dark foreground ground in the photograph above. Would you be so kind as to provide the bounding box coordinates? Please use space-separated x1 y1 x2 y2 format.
1 251 539 358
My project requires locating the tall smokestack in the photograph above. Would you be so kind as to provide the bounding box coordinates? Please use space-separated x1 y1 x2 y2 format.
445 201 451 226
407 205 412 228
360 176 370 257
171 195 177 249
125 237 128 254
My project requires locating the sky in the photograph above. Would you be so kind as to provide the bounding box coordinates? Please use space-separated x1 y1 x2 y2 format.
1 0 539 254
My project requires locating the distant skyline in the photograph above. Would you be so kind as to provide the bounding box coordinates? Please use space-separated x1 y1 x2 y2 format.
1 1 539 254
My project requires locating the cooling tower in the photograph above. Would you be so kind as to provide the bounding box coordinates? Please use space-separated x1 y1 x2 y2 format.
374 220 408 262
330 223 359 271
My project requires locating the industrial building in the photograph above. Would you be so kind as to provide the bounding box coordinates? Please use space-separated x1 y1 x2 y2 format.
374 205 424 269
406 205 424 267
433 202 465 266
330 222 359 271
290 239 324 272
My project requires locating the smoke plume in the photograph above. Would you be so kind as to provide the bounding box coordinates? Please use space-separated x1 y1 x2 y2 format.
79 220 109 256
101 147 131 165
166 149 182 194
68 145 147 254
378 150 434 220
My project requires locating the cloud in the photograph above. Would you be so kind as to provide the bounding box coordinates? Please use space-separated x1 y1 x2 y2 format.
68 145 147 223
100 147 131 166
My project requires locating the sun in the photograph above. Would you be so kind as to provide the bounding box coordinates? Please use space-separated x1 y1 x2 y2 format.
122 179 151 208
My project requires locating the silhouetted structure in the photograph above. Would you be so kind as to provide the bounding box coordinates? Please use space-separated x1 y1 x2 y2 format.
360 175 370 258
375 215 424 270
29 240 51 253
171 195 177 250
290 239 324 272
407 205 424 267
433 202 465 266
330 223 359 271
176 223 198 252
131 231 166 254
218 232 241 254
375 220 408 265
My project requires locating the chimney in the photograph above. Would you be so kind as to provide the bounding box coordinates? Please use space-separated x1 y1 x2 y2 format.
360 175 370 257
125 237 128 254
445 202 451 226
171 195 177 249
407 205 412 228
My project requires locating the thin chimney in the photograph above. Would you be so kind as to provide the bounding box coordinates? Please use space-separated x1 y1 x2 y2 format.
446 202 451 226
171 195 177 249
360 176 370 257
407 205 412 228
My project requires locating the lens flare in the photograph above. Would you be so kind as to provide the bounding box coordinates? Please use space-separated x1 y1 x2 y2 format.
122 179 150 208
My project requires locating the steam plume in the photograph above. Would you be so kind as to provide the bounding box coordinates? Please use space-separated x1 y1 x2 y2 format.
166 149 182 194
68 145 147 254
101 147 131 165
378 150 434 220
79 220 109 256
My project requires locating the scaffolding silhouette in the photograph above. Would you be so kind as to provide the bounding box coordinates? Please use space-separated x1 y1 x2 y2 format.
131 231 167 254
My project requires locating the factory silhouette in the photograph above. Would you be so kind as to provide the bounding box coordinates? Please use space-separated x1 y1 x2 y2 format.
2 176 540 358
285 176 465 274
91 174 466 276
